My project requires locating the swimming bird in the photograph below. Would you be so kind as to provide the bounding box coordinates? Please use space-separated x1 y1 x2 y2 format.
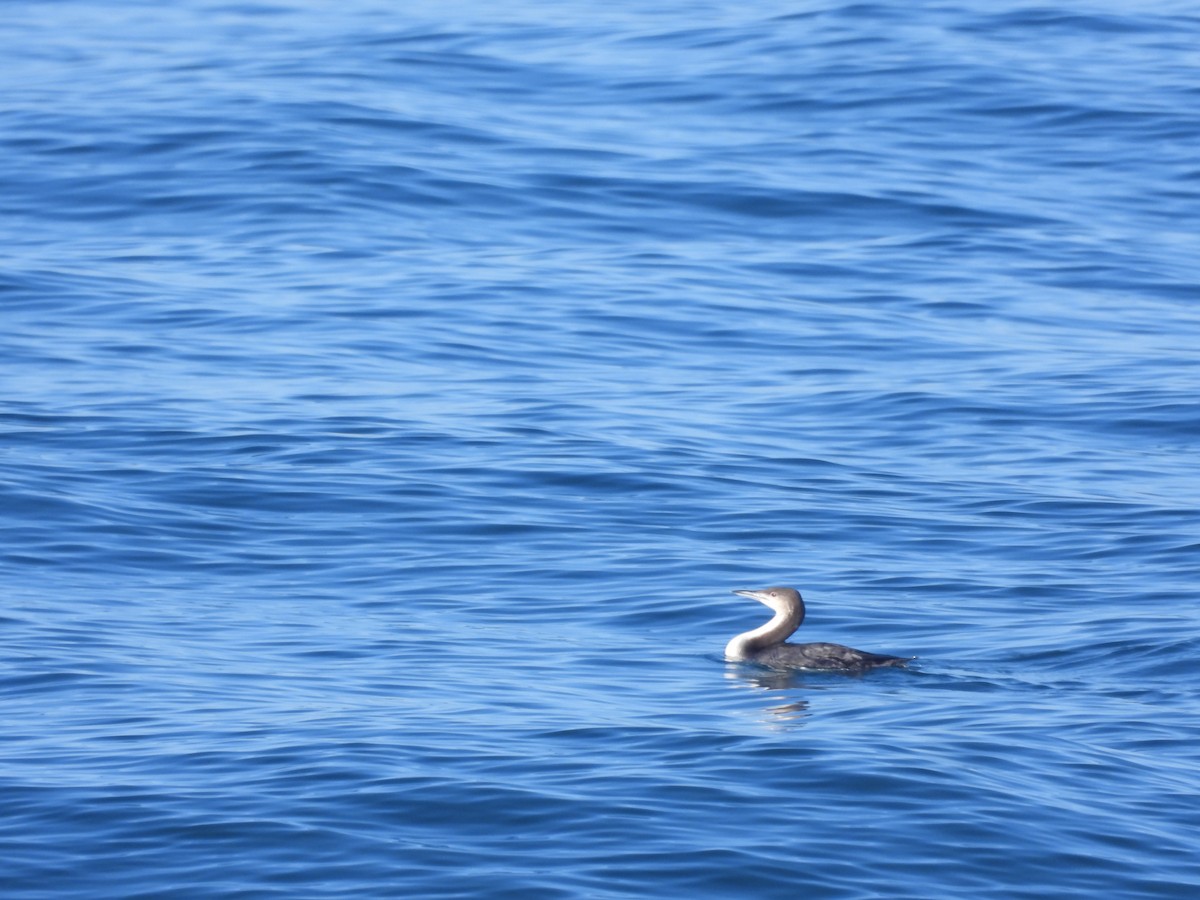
725 586 911 672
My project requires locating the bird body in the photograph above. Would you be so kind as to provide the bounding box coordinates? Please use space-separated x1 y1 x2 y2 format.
726 587 910 672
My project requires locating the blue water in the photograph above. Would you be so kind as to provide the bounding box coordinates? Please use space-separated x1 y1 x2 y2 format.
4 0 1200 896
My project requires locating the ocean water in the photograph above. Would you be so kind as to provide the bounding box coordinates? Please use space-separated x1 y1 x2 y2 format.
3 0 1200 896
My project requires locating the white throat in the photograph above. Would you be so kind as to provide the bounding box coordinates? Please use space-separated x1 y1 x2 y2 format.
725 603 802 660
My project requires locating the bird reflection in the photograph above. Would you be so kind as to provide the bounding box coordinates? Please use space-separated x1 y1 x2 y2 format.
724 666 814 723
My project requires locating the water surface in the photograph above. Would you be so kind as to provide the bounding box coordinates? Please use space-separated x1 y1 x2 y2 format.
3 1 1200 897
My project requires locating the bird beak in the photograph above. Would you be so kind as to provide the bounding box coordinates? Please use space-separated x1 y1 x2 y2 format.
732 589 760 599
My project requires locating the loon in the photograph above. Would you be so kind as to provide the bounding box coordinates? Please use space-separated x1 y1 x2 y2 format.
725 586 911 672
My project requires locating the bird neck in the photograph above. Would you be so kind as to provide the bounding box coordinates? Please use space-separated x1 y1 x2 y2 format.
724 602 804 660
